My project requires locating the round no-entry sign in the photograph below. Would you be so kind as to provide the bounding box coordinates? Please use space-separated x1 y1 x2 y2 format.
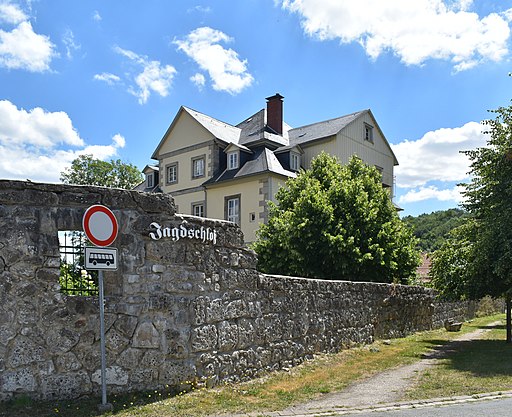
82 205 118 247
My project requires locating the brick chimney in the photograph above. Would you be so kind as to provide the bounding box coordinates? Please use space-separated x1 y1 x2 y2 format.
266 93 284 135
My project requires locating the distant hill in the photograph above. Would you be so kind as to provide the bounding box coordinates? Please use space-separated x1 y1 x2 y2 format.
402 208 468 253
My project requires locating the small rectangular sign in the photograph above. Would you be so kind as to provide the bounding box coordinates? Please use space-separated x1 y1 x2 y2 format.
84 246 118 270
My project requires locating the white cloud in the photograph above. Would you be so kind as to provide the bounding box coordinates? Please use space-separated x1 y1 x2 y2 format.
92 10 102 22
281 0 510 71
398 184 465 204
94 72 121 85
112 133 125 148
0 20 56 71
393 121 488 189
0 100 125 183
0 100 83 147
62 28 80 60
187 5 212 14
174 27 254 95
113 46 177 104
0 2 27 24
190 72 205 89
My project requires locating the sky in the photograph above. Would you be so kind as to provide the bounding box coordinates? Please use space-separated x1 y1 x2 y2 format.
1 0 512 217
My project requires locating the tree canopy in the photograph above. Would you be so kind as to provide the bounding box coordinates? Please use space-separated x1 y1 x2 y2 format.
402 208 468 253
430 104 512 300
252 153 420 283
60 154 143 189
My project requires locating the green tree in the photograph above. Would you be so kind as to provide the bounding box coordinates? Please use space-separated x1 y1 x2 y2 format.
253 153 420 283
60 154 143 189
402 208 468 253
430 104 512 341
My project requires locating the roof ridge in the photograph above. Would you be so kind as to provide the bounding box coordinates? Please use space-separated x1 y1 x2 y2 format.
182 106 236 129
290 109 368 131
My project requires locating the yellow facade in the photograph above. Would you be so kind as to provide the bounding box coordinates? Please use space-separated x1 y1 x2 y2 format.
149 101 398 244
207 174 269 243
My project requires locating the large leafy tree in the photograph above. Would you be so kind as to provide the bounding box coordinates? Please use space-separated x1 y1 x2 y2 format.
253 153 420 283
430 104 512 341
60 154 143 189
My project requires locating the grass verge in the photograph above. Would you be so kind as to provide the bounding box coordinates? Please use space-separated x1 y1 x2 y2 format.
0 314 506 417
405 317 512 400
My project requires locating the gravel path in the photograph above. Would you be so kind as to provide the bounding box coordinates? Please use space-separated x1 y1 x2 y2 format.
269 322 499 417
222 321 501 417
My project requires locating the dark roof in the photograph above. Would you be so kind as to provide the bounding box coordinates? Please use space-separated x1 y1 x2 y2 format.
205 147 296 186
288 110 366 146
236 109 288 148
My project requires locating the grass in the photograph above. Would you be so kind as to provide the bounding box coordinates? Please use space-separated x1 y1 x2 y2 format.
0 314 508 417
405 319 512 400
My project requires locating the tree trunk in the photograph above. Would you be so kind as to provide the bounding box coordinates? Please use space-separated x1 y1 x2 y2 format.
507 295 511 344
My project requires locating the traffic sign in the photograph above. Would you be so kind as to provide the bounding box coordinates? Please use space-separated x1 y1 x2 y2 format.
83 205 118 247
84 247 118 270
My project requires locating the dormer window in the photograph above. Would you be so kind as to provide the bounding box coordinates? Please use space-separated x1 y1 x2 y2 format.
364 123 374 143
290 153 301 171
146 173 154 188
227 151 239 170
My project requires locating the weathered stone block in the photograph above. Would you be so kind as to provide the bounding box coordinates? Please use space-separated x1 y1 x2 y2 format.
237 318 255 349
206 298 224 323
191 325 217 352
217 321 238 352
225 299 247 320
138 352 164 370
46 328 80 354
152 264 166 273
92 365 128 386
7 336 46 368
55 352 82 373
132 322 160 349
159 361 197 385
115 348 144 369
41 371 92 400
1 368 36 393
106 328 129 354
114 315 138 338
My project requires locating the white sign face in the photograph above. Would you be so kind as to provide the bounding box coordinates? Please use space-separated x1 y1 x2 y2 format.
83 205 118 247
84 246 118 270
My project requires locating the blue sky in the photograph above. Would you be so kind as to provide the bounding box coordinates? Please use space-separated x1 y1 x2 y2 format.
1 0 512 217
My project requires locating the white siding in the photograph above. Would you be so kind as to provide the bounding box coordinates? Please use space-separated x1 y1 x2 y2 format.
302 113 395 194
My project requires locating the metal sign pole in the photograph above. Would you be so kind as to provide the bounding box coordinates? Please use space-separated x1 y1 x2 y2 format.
98 270 111 411
82 205 117 412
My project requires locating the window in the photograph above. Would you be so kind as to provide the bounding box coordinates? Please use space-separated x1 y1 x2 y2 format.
225 195 240 225
192 157 205 178
192 202 205 217
249 212 256 222
146 173 154 188
364 124 374 142
227 151 239 170
290 153 301 171
59 231 98 296
167 163 178 184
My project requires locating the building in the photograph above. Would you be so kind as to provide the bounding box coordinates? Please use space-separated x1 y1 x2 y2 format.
142 94 398 243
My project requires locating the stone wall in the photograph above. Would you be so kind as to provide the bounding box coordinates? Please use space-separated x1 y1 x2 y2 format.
0 180 479 401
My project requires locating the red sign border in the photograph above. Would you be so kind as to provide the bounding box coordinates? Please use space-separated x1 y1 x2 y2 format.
82 205 118 247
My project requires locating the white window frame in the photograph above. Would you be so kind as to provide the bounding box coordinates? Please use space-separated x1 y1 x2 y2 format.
225 195 240 225
227 151 239 170
192 202 205 217
167 163 178 184
192 156 205 179
290 153 300 171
